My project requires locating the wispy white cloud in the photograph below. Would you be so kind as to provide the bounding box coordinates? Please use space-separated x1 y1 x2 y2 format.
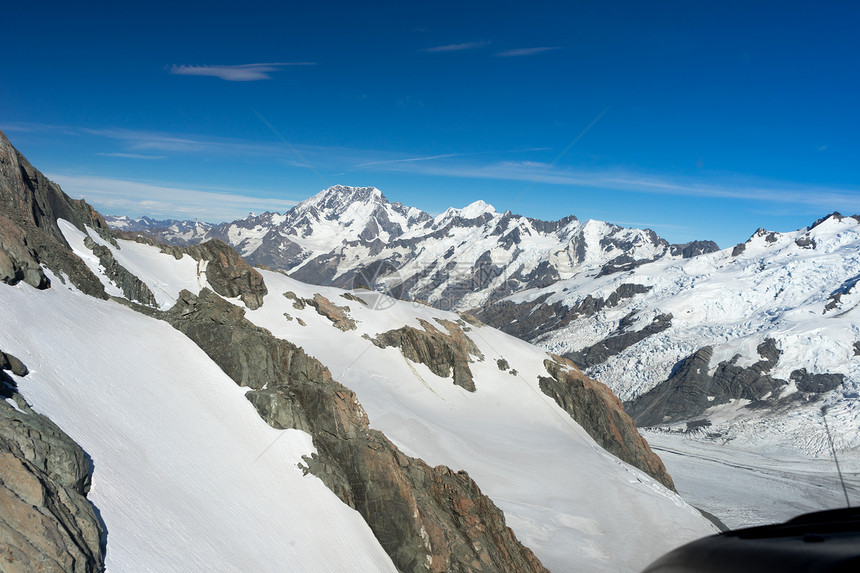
46 173 300 221
496 47 561 57
96 152 165 160
358 158 860 213
22 121 860 216
169 62 315 81
420 41 489 53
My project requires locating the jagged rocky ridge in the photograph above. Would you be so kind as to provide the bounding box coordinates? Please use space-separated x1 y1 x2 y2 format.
484 212 860 460
0 131 111 296
162 288 546 573
107 185 718 312
0 130 545 571
0 352 105 573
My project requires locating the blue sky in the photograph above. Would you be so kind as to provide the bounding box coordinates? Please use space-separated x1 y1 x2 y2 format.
2 1 858 247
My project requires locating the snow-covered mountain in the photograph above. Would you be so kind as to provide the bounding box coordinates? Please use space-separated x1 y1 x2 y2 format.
108 184 718 310
0 129 717 572
479 214 860 465
104 214 214 245
104 185 860 525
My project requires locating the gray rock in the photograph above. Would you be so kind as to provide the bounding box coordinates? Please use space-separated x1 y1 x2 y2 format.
790 369 844 393
0 128 111 298
566 312 672 369
0 382 105 573
162 240 267 309
370 318 481 392
0 351 29 377
477 283 652 341
626 339 788 426
669 240 720 258
83 237 157 306
164 288 547 573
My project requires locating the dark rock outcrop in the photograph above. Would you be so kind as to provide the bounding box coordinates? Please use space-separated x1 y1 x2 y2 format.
0 351 29 378
305 293 357 331
0 129 109 296
164 289 547 573
370 318 483 392
669 240 720 258
566 312 673 369
162 240 267 309
539 356 675 490
476 282 652 341
626 339 789 426
790 369 844 393
83 237 157 306
0 355 105 573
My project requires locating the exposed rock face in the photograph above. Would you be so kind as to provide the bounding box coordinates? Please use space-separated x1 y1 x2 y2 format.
566 312 673 369
305 293 357 331
476 282 652 340
790 369 844 393
164 289 547 573
0 213 49 289
539 356 675 490
370 318 483 392
162 240 267 309
0 355 105 573
0 129 109 296
83 237 157 306
0 351 29 377
626 339 789 426
668 240 720 258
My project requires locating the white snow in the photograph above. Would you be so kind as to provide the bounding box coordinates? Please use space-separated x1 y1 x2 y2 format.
521 216 860 455
244 270 717 573
58 219 206 308
0 277 396 572
645 430 860 530
21 214 723 572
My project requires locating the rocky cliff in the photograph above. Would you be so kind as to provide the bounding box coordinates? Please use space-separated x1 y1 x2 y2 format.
164 289 547 573
0 129 110 296
540 355 676 490
161 240 268 309
0 352 105 573
370 318 484 392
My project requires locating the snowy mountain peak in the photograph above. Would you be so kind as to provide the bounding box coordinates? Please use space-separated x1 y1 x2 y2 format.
304 185 388 212
460 199 497 219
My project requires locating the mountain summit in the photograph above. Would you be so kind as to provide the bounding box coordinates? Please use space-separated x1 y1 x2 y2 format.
108 185 718 310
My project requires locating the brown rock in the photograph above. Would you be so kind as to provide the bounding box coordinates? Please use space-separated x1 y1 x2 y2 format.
371 318 482 392
540 355 676 490
305 293 357 330
165 289 547 573
162 240 268 309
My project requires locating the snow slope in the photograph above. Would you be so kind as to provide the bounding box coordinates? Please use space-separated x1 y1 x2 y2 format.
645 430 860 530
242 271 716 572
50 221 718 572
0 277 397 572
505 214 860 455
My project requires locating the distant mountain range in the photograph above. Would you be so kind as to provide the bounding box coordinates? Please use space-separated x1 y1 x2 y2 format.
105 185 719 311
